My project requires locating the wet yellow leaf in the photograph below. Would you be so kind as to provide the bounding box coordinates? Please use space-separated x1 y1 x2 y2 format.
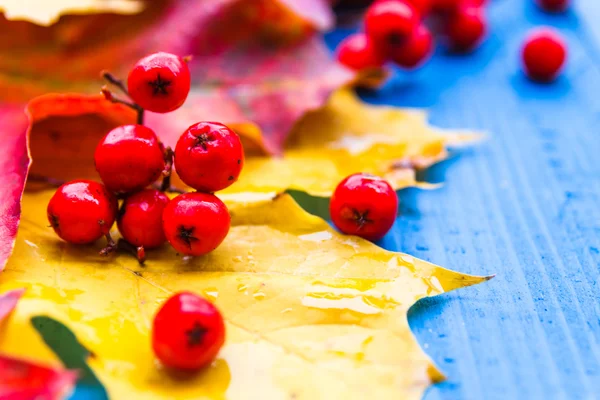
220 88 482 198
0 0 144 26
0 189 490 399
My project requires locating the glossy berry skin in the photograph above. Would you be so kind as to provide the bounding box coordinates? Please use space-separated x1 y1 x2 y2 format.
47 180 118 244
329 173 398 241
365 0 419 49
445 6 487 52
390 24 433 69
153 292 225 370
95 125 165 194
521 28 567 82
536 0 569 13
128 52 191 113
174 122 244 192
336 33 386 71
162 193 230 256
117 189 170 249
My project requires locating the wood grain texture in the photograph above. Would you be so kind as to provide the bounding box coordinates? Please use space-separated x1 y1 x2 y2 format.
328 0 600 398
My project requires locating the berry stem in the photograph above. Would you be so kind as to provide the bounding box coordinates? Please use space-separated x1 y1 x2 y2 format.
99 233 117 256
99 234 146 265
28 174 66 187
159 146 174 192
152 183 187 194
118 239 146 265
101 71 145 125
101 70 130 96
137 108 145 125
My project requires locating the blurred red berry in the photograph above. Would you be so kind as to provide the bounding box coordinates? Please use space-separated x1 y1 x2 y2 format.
446 5 487 52
468 0 488 6
431 0 463 13
521 27 567 82
390 24 434 68
336 33 386 70
94 124 165 194
153 292 225 370
536 0 569 12
365 0 420 48
118 189 170 249
128 52 191 113
406 0 432 17
47 180 118 244
330 173 398 241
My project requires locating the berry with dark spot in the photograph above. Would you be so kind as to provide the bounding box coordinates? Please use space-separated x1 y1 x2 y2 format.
431 0 462 13
336 33 386 71
329 173 398 241
389 23 433 69
127 52 191 113
536 0 569 13
521 27 567 82
174 122 244 192
162 192 230 256
94 124 165 194
445 5 487 52
47 180 118 244
365 0 420 51
117 189 170 249
152 292 225 370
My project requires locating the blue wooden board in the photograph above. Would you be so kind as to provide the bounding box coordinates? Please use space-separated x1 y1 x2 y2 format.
70 0 600 398
327 0 600 398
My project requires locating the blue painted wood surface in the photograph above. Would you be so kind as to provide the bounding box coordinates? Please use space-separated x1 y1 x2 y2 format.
327 0 600 398
71 0 600 398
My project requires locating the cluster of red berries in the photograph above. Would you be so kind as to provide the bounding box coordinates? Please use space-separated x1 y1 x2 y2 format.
47 52 244 264
337 0 569 83
336 0 489 72
46 52 235 370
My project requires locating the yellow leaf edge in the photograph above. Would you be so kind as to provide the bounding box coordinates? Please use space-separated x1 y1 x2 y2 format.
0 0 145 26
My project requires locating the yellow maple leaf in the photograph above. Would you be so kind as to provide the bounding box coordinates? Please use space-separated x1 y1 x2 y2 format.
0 0 144 26
217 88 482 198
0 189 491 399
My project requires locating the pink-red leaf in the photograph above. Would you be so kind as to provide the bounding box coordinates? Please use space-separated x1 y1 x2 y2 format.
0 354 77 400
0 289 25 321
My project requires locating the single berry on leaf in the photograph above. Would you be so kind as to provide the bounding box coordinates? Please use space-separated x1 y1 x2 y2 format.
174 122 244 192
365 0 420 49
47 180 118 244
521 28 567 82
390 24 433 69
162 192 230 256
329 173 398 241
118 189 170 249
445 5 487 52
153 292 225 370
95 124 165 194
336 33 386 71
536 0 569 13
127 52 191 113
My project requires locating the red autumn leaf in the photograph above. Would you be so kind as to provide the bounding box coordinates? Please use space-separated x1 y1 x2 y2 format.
0 106 30 272
0 289 77 399
0 354 77 400
0 288 25 321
